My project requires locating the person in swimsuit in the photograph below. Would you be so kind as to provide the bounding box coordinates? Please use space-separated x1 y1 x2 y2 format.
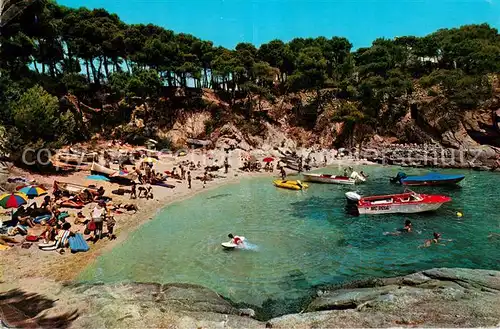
228 233 244 245
385 220 412 236
419 232 445 248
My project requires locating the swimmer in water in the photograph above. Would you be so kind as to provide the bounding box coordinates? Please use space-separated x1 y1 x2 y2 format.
419 232 451 248
384 220 412 236
228 233 244 245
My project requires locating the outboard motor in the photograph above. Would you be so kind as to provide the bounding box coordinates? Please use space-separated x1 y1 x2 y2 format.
344 191 361 216
345 191 361 203
390 172 407 184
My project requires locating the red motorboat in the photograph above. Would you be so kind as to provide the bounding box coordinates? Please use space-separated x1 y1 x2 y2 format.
345 191 451 215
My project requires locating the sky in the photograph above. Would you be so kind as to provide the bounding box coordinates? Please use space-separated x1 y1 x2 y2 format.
57 0 500 49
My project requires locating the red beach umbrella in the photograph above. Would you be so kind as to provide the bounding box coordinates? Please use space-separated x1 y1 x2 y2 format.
263 157 274 163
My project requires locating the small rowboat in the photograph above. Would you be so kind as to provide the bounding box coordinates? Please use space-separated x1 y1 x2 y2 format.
57 152 97 164
53 181 97 195
345 191 451 215
273 180 308 190
91 162 138 182
303 173 355 185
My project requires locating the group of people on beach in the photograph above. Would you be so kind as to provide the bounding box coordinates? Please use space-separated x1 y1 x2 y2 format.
0 186 126 253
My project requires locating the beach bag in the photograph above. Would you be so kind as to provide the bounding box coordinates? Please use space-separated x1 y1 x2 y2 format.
87 220 96 231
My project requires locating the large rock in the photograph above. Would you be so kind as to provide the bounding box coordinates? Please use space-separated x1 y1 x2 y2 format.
270 268 500 328
2 268 499 329
64 282 263 329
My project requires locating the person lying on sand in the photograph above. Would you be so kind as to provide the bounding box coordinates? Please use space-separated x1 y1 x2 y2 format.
110 203 138 213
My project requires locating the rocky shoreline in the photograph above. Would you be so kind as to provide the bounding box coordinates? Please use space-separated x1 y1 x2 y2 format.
360 144 500 171
2 267 499 328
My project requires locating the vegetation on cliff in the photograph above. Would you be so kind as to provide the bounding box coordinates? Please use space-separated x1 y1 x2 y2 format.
1 0 499 158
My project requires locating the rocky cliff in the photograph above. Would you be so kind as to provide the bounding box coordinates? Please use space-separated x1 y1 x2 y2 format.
2 268 499 328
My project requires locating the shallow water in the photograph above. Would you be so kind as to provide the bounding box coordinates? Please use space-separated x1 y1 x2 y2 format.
79 165 500 314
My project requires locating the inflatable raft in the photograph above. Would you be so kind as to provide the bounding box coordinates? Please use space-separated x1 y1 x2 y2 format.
273 180 308 190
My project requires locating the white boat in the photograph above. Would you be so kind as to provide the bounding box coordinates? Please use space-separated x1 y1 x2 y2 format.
53 181 97 195
91 162 138 181
303 173 355 185
345 191 451 215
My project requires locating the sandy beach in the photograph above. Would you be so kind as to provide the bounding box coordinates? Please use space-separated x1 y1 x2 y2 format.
0 145 366 291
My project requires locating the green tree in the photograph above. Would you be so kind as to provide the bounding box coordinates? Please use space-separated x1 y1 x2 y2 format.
11 85 78 148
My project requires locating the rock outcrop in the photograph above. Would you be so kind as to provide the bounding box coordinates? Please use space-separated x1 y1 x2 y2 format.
270 268 500 328
2 268 499 329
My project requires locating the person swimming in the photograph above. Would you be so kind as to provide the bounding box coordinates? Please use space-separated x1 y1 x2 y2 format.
384 220 412 236
228 233 244 245
419 232 447 248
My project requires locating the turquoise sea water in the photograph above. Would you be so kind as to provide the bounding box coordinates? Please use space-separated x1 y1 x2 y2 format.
79 165 500 316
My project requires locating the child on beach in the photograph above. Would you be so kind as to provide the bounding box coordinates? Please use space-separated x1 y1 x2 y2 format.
187 171 192 189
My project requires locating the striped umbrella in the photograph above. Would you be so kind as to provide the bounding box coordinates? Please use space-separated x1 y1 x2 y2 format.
0 193 28 209
17 185 48 198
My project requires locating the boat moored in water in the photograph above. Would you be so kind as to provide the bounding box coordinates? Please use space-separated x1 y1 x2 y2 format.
391 172 465 186
303 171 366 185
345 190 451 215
273 180 308 190
303 173 355 185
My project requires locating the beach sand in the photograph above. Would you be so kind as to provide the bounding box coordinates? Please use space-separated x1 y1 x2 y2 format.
0 148 370 292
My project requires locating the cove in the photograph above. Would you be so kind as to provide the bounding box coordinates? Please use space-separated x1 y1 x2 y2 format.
79 165 500 318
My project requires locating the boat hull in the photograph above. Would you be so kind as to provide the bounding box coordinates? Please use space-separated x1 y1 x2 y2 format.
91 162 138 182
347 192 451 215
273 180 308 190
357 202 446 215
402 177 465 186
54 181 97 195
303 174 355 185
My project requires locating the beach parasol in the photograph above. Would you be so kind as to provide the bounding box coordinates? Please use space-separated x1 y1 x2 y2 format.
263 157 274 163
0 192 28 209
17 185 47 198
142 157 158 163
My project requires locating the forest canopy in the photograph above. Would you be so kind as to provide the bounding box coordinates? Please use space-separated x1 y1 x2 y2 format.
1 0 500 156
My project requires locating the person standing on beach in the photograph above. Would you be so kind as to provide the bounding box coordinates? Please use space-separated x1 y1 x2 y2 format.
130 182 137 199
187 171 192 189
280 167 286 180
224 159 229 174
180 165 185 180
203 171 208 188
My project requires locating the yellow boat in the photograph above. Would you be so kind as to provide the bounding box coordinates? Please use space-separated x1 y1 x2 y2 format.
273 180 309 190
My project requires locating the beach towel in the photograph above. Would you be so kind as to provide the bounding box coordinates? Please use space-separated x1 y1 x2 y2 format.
68 233 89 253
